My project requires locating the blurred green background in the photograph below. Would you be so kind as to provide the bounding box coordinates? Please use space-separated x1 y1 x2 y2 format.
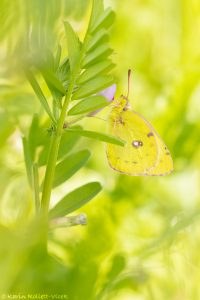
1 0 200 299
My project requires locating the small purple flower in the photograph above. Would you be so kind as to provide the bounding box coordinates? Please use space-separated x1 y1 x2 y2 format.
99 84 117 102
89 84 117 116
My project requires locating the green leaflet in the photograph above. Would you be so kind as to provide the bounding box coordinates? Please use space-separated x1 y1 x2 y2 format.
49 182 102 218
53 150 91 188
64 21 81 74
87 29 109 52
28 114 40 161
89 0 104 31
72 75 115 100
40 68 66 95
32 163 40 212
83 44 113 68
22 137 33 188
68 95 109 116
40 68 65 115
91 7 115 33
54 44 61 71
77 60 115 84
25 70 55 122
64 128 126 146
56 58 70 83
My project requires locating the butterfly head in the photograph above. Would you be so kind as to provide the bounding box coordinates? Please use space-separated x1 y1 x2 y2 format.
114 69 132 111
111 69 133 113
112 95 131 113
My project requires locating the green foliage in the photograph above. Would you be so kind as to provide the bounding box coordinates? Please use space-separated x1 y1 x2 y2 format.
91 7 115 32
38 125 82 166
53 150 91 188
32 163 40 213
73 75 115 99
40 68 66 95
22 137 33 188
89 0 104 30
14 0 116 223
64 21 81 74
68 95 109 115
77 60 115 84
49 182 102 218
0 0 117 293
83 45 113 68
87 30 109 52
25 70 56 122
64 128 125 145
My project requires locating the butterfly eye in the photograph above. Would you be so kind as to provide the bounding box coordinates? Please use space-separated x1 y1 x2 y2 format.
132 140 143 148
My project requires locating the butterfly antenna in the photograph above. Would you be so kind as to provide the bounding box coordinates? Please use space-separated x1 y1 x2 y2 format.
127 69 131 99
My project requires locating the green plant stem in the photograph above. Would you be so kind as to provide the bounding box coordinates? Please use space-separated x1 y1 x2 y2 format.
41 78 75 214
33 163 40 213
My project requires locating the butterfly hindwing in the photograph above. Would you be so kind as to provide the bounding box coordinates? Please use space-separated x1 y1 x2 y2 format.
132 111 173 175
146 133 173 176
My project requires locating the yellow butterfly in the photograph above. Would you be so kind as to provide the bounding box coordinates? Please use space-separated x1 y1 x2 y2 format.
106 71 173 176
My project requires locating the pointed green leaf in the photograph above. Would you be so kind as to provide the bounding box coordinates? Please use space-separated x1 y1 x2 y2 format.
28 114 40 160
45 49 55 70
31 119 50 148
68 95 109 116
64 21 81 73
25 70 55 122
91 7 115 33
41 68 66 95
32 163 40 213
87 29 109 52
72 75 115 100
54 44 61 71
53 150 91 188
64 128 126 146
107 254 126 281
49 182 102 218
57 58 70 82
22 137 33 187
77 60 115 84
46 81 63 110
83 44 113 68
89 0 104 31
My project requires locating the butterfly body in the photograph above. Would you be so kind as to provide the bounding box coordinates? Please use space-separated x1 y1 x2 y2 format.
106 96 173 176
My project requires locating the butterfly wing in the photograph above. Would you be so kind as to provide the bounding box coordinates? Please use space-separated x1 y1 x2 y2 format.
146 133 173 175
106 108 159 175
132 111 173 176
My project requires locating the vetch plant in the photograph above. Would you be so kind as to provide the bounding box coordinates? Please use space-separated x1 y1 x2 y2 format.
23 0 124 246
